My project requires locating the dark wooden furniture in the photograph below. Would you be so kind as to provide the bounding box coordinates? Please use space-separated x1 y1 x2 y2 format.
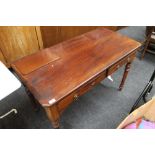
12 28 141 128
141 26 155 59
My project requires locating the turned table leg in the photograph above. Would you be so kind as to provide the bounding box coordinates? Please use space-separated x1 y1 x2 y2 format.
44 105 60 129
119 62 132 91
23 83 60 128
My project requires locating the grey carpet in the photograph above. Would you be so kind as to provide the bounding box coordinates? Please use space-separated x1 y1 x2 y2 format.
0 26 155 129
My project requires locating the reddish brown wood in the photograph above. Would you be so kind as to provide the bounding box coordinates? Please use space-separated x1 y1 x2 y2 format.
12 28 141 128
57 70 107 114
44 105 60 128
14 48 60 75
119 62 132 91
107 52 135 76
40 26 125 48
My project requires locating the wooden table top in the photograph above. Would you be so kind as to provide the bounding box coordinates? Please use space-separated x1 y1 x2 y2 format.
12 28 141 107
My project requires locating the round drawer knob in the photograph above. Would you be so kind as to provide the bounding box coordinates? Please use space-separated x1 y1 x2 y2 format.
74 94 79 101
117 65 120 69
91 81 95 86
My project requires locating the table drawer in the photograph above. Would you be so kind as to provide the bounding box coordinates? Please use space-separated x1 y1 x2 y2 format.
57 91 76 113
77 71 106 96
107 52 135 76
57 71 106 113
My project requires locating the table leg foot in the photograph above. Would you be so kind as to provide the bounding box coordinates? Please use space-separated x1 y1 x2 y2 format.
52 120 60 129
44 105 60 129
119 62 132 91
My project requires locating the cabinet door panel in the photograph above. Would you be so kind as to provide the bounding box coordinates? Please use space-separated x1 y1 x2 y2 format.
0 26 40 63
40 26 61 48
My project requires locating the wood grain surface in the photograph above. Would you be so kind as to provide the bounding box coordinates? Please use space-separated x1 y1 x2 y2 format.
0 26 41 63
40 26 124 48
12 28 141 108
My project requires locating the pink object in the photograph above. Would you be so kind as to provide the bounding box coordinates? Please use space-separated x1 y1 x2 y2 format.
124 118 155 129
124 122 137 129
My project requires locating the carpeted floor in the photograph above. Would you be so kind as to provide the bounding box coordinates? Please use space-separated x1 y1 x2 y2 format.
0 26 155 129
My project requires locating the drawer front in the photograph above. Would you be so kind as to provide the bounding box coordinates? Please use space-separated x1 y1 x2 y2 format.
77 71 106 96
57 71 106 113
57 91 77 114
107 52 135 76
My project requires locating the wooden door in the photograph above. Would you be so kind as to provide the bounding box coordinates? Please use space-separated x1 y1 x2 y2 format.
0 26 43 64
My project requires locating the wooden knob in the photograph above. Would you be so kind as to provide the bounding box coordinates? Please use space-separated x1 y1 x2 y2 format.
74 94 79 101
91 81 95 86
117 65 120 69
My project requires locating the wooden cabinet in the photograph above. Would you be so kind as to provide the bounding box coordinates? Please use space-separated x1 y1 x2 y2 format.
0 26 43 66
40 26 123 48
